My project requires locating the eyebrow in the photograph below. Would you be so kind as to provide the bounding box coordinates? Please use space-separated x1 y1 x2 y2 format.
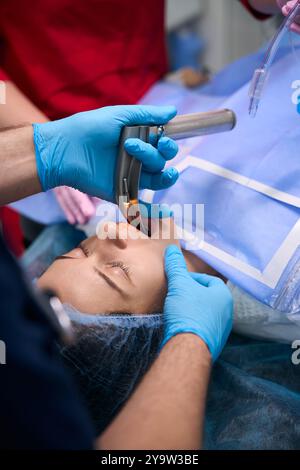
55 255 128 297
55 255 74 261
93 267 127 297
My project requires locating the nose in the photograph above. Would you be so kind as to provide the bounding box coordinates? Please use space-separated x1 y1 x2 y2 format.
114 223 129 249
96 222 127 249
97 222 147 249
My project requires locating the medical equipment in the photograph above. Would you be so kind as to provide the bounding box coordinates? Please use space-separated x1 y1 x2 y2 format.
39 289 75 345
23 223 300 448
116 109 236 233
139 45 300 316
19 40 300 315
249 0 300 118
10 43 274 226
33 105 177 202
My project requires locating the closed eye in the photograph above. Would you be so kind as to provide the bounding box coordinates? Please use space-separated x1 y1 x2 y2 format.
79 244 133 284
109 261 131 279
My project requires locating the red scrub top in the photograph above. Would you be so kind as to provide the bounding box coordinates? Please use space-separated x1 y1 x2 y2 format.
0 0 167 120
240 0 271 20
0 0 269 121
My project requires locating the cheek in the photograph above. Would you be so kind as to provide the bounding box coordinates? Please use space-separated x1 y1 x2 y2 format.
131 257 167 313
143 240 180 267
38 263 86 309
150 219 181 250
38 263 66 291
38 261 85 300
38 261 128 315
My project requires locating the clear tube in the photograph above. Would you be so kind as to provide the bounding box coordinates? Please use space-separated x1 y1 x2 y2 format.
249 0 300 118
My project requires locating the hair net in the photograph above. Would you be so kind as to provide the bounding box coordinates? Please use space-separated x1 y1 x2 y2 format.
21 223 163 433
22 223 300 447
60 305 163 434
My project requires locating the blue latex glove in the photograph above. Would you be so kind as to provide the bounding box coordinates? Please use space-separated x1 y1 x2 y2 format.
33 105 179 202
162 246 233 362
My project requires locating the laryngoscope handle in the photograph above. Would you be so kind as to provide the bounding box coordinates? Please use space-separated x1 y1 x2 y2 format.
116 109 236 220
115 126 149 207
151 109 236 141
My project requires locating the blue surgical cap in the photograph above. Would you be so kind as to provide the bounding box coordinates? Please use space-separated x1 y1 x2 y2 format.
22 223 163 434
60 305 163 434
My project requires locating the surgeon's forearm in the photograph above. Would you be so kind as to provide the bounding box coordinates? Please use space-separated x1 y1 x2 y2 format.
98 334 211 450
0 125 41 205
248 0 280 14
0 82 47 205
0 81 48 129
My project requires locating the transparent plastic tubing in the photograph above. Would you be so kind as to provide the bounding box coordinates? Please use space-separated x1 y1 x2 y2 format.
249 0 300 118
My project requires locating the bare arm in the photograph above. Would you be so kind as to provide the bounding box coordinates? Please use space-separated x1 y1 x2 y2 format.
0 82 97 226
98 334 211 450
0 125 41 205
248 0 280 14
0 81 46 204
0 81 48 128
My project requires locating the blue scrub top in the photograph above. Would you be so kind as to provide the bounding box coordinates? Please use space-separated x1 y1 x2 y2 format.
0 235 94 449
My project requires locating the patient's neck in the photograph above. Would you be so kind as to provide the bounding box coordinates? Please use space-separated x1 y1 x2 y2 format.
182 249 225 281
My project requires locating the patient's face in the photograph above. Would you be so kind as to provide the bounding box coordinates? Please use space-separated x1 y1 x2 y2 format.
38 222 180 315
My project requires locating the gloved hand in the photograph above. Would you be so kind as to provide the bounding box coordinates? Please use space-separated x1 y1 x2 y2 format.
162 246 233 362
277 0 300 34
54 186 98 225
33 105 179 202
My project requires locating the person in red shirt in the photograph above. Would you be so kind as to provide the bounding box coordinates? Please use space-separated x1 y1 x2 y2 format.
0 0 292 140
0 0 288 242
0 0 168 120
0 0 168 233
0 0 282 124
0 0 285 120
241 0 278 17
243 0 300 33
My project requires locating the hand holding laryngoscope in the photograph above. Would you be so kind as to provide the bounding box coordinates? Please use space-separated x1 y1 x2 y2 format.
162 246 234 362
33 105 179 202
33 105 236 363
116 109 236 233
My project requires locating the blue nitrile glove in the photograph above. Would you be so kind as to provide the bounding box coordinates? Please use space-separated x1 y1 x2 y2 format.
162 246 233 362
33 105 179 202
138 201 174 219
